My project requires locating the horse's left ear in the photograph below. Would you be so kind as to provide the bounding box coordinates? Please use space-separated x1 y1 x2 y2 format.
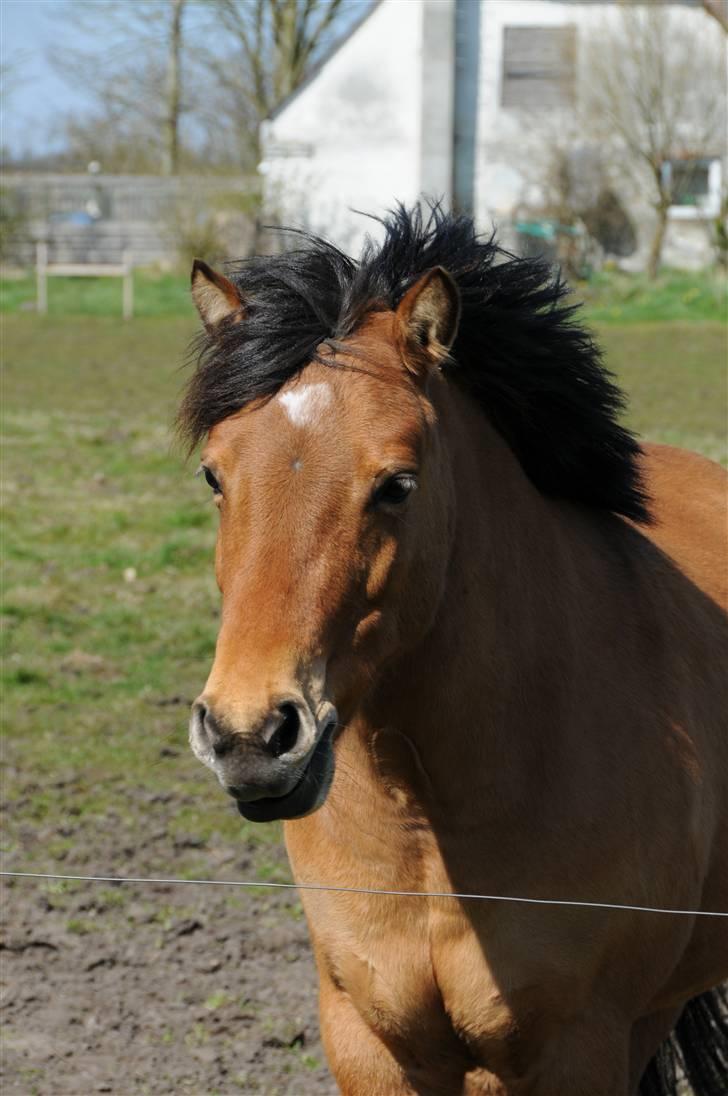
191 259 246 333
396 267 460 374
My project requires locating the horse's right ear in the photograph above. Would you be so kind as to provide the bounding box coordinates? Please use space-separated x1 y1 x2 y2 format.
395 267 460 376
191 259 246 332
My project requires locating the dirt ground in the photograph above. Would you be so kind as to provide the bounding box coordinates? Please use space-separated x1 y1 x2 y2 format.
0 775 337 1096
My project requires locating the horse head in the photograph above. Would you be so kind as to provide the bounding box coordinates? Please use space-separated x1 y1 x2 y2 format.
185 259 460 821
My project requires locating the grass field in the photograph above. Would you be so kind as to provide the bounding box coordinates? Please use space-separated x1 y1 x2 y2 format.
0 269 192 319
2 265 726 324
1 315 252 859
1 305 725 1092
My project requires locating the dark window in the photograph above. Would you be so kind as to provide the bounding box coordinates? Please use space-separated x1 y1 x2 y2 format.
664 160 711 207
501 26 577 109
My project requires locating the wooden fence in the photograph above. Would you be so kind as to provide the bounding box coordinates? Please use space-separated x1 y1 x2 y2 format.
35 242 134 319
3 173 258 267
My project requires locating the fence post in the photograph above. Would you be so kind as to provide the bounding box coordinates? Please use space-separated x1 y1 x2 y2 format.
36 242 48 314
122 250 133 320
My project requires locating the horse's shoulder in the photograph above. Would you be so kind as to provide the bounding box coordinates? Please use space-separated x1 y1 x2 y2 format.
640 441 726 494
636 442 728 612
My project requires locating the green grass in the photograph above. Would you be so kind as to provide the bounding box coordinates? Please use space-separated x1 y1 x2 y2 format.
2 265 726 324
0 314 262 848
577 268 727 325
1 313 725 850
0 268 191 318
597 323 727 464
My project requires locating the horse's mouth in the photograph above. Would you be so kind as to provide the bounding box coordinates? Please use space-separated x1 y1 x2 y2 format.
233 727 335 823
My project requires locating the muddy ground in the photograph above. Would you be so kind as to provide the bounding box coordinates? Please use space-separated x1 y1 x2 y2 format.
1 775 337 1095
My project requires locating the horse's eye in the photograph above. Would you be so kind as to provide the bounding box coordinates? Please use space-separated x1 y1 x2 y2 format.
203 467 222 495
373 473 418 508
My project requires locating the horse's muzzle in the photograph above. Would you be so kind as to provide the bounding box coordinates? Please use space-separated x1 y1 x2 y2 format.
232 723 336 822
188 697 337 821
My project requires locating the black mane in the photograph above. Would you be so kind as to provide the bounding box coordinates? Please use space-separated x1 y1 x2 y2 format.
178 203 650 523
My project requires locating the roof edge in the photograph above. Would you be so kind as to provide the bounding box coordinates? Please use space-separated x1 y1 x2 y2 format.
266 0 382 123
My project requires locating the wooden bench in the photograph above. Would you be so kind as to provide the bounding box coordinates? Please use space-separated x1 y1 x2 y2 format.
36 242 134 319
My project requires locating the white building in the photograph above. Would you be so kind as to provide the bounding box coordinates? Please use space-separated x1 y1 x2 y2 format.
260 0 726 270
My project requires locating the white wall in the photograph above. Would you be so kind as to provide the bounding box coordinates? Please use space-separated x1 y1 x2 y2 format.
474 0 576 231
260 0 426 255
262 0 726 269
474 0 726 269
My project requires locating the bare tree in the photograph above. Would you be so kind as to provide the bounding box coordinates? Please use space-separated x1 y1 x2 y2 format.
51 0 190 175
163 0 186 175
58 111 168 175
0 53 29 113
205 0 356 163
50 0 362 173
583 4 726 277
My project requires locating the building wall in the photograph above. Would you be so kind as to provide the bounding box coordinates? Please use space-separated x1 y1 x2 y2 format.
262 0 725 269
473 1 725 270
260 0 431 253
474 0 577 233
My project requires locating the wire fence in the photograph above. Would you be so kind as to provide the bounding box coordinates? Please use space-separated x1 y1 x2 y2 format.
1 869 726 918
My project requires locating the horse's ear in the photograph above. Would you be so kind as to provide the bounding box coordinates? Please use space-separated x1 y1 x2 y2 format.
191 259 245 332
395 267 460 373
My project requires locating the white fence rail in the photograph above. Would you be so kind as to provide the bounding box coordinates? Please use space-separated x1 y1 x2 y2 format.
36 242 134 319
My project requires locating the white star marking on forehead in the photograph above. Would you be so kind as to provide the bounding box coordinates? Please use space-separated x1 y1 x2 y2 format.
279 382 332 427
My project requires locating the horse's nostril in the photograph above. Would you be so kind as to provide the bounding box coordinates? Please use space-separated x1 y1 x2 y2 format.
198 704 235 757
266 703 301 758
211 734 235 758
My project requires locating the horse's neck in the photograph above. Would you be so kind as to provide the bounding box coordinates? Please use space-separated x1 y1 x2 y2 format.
362 387 585 820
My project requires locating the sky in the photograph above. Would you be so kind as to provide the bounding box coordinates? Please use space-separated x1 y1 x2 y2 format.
1 0 92 157
0 0 373 161
2 0 242 160
0 0 221 158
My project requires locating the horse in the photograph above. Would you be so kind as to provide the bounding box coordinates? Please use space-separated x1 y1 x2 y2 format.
179 205 728 1095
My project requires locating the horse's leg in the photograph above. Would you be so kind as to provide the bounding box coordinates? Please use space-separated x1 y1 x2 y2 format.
318 971 414 1096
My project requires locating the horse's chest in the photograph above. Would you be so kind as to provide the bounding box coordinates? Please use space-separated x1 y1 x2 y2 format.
286 776 519 1065
326 900 436 1031
316 893 516 1065
316 897 476 1078
289 822 455 1048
